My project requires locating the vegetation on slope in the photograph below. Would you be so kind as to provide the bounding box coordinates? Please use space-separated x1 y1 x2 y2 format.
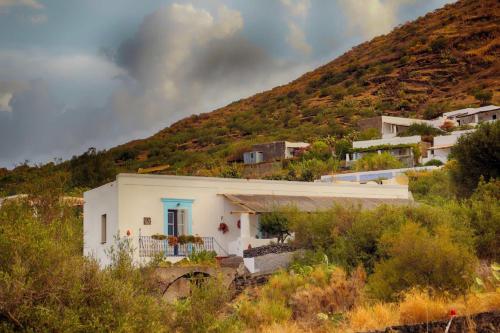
1 0 499 194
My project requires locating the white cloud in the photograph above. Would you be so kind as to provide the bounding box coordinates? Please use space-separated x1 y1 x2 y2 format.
29 13 47 24
0 0 43 9
280 0 311 18
286 21 311 54
338 0 399 39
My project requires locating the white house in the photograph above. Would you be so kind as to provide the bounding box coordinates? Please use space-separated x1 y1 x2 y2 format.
84 174 411 267
422 129 475 164
358 116 433 139
443 105 499 126
347 135 429 168
243 141 310 164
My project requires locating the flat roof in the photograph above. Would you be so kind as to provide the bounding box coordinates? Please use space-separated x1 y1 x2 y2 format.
116 173 408 190
223 193 412 213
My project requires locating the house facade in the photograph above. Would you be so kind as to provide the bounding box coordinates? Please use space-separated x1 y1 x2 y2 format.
422 129 475 164
443 105 499 126
243 141 309 164
358 116 433 139
84 174 411 267
347 135 430 168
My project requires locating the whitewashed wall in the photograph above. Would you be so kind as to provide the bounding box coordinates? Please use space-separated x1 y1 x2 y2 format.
84 174 410 266
83 181 118 267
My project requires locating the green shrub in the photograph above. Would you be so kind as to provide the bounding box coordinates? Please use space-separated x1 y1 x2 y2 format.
397 123 444 137
430 36 447 52
472 89 493 106
171 277 234 333
353 152 403 171
407 169 454 202
423 102 450 120
424 159 444 166
450 122 500 197
0 202 172 332
188 250 218 266
259 211 291 243
368 221 477 300
466 179 500 261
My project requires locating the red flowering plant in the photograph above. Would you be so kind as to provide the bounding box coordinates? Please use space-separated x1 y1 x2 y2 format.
167 235 178 246
218 222 229 234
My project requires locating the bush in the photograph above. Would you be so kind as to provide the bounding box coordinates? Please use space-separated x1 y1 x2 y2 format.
407 169 454 202
473 89 493 106
424 159 443 166
368 221 477 300
423 102 450 120
430 36 447 52
171 277 234 333
450 122 500 196
259 211 291 243
466 179 500 261
0 201 172 332
398 123 444 137
354 152 403 171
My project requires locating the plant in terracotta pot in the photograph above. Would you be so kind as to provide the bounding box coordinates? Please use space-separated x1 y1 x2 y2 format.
167 235 178 246
151 234 167 241
177 235 188 245
193 236 204 245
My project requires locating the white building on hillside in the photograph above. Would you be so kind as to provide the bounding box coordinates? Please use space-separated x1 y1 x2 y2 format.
423 129 475 164
443 105 499 126
358 116 433 139
84 174 411 267
348 135 429 168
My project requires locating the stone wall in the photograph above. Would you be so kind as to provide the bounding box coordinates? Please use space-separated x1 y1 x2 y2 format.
252 141 287 162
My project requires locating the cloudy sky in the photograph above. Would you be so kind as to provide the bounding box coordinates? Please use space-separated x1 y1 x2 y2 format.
0 0 454 168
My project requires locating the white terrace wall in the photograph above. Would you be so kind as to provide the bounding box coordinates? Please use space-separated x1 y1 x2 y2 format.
83 181 118 267
84 174 410 266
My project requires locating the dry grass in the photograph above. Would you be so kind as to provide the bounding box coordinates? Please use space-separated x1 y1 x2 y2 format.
344 289 500 332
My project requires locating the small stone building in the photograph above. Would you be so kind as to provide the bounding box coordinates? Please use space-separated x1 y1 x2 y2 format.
243 141 309 164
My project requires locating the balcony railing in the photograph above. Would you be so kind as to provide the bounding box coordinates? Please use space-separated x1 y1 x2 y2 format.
138 236 216 257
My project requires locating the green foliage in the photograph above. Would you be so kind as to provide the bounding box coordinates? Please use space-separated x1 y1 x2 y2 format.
171 277 234 333
220 163 243 178
407 169 454 203
398 123 444 137
423 102 450 120
302 140 332 161
472 89 493 106
259 211 291 243
450 122 500 197
368 221 477 300
424 159 444 166
188 250 218 266
354 152 403 171
0 201 172 332
430 36 447 52
70 147 116 188
466 179 500 261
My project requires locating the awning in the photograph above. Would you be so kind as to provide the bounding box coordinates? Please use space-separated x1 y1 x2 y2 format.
222 194 411 213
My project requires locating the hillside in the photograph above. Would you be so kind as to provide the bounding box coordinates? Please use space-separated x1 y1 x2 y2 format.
1 0 499 193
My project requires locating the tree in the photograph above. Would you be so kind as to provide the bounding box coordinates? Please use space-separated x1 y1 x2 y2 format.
450 122 500 196
473 89 493 106
259 211 291 243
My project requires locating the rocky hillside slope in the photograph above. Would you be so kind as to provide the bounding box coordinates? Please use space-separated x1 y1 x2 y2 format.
1 0 499 193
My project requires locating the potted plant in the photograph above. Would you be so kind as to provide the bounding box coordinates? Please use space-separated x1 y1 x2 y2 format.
168 236 178 246
218 222 229 234
151 234 168 241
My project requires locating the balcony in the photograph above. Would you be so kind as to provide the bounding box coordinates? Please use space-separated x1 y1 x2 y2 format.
138 236 222 257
